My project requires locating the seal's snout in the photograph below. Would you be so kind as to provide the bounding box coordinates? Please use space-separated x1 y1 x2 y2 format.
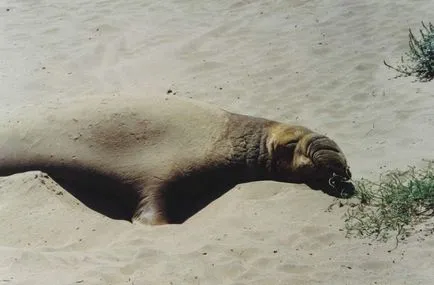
301 134 355 198
306 135 349 179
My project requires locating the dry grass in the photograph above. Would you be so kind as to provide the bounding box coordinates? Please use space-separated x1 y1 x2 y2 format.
344 166 434 242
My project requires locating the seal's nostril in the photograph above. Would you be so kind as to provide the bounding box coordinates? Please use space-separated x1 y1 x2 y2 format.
328 174 340 188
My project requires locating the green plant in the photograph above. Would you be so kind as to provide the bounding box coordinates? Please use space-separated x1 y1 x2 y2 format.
344 166 434 243
384 21 434 81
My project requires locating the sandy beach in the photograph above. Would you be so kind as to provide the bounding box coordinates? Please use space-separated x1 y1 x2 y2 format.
1 0 434 284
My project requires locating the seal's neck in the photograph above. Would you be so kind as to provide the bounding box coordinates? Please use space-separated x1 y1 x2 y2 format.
223 113 275 182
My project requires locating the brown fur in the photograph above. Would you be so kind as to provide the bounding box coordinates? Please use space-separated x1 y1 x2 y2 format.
0 96 351 225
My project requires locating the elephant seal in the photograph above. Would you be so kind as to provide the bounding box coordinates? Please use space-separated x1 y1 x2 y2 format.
0 95 352 224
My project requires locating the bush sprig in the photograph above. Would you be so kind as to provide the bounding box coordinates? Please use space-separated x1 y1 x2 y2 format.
344 166 434 242
384 21 434 81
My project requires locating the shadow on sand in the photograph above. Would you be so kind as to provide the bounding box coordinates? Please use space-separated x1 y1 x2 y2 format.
38 166 355 225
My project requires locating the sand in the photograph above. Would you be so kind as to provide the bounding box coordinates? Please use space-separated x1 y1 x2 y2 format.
1 0 434 284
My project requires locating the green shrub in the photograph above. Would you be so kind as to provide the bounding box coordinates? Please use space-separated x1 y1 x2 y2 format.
344 166 434 242
384 21 434 81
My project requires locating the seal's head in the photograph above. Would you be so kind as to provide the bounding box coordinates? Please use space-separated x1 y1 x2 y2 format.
267 124 352 195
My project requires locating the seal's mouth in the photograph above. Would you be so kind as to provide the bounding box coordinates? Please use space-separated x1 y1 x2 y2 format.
329 173 350 186
327 172 354 198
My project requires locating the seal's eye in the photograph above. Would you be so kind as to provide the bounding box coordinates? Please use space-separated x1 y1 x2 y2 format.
275 140 298 157
285 140 298 148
